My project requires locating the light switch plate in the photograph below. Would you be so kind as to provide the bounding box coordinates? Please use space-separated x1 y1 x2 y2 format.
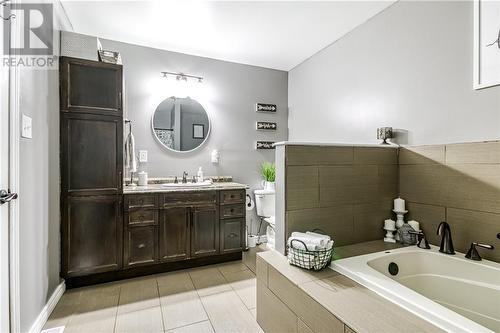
21 114 32 139
139 150 148 163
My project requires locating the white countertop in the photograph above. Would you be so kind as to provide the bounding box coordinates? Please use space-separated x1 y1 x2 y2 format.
123 182 249 194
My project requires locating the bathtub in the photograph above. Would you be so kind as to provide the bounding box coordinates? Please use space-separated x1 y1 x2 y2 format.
330 245 500 333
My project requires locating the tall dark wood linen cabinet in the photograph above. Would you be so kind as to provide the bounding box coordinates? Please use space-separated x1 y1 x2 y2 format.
60 57 124 278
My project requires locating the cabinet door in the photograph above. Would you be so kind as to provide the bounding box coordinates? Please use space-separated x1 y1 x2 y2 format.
61 195 122 277
61 113 123 196
220 218 244 253
124 226 157 267
191 205 219 258
60 56 122 115
159 207 190 261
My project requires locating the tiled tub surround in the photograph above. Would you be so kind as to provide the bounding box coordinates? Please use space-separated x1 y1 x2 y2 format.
274 143 399 253
400 141 500 262
256 249 442 333
275 141 499 262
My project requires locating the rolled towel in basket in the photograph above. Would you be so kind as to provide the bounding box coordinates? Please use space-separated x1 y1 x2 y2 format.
287 238 321 251
291 232 330 248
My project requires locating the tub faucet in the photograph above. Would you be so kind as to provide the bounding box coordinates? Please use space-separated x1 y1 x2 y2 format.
465 242 494 261
437 221 455 255
408 230 430 249
182 171 188 183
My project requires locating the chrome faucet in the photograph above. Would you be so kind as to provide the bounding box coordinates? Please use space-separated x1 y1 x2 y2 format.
437 221 455 255
465 242 494 261
182 171 188 183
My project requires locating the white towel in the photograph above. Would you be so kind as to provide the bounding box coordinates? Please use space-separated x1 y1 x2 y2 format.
306 231 331 242
288 238 321 251
291 232 329 247
124 131 137 173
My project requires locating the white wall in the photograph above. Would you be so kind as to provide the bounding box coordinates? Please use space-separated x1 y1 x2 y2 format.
288 0 500 145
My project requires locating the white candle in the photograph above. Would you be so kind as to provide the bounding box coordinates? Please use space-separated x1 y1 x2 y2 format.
384 219 396 230
408 220 420 232
394 197 405 212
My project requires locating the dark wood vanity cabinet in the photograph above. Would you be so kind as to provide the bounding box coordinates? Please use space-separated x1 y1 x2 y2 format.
159 207 191 262
60 56 123 116
60 57 124 279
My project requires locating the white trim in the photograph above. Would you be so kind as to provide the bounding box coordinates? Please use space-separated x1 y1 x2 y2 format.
8 0 21 330
28 282 66 333
473 0 500 90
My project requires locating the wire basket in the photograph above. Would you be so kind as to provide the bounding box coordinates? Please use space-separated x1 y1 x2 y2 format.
287 238 333 271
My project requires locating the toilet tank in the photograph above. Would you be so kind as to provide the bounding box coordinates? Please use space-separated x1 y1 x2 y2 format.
254 189 275 218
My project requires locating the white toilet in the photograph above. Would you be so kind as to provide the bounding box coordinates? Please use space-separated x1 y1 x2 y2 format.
254 189 276 249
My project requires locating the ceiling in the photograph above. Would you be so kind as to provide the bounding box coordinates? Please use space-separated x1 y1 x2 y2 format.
61 1 395 71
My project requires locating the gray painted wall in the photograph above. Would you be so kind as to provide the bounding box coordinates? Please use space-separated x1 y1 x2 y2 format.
61 31 288 236
18 25 61 333
288 0 500 145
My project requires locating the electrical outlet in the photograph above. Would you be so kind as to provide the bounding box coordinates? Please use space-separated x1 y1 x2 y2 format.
21 114 32 139
139 150 148 163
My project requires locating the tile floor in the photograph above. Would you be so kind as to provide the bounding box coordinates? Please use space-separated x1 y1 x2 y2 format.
43 246 267 333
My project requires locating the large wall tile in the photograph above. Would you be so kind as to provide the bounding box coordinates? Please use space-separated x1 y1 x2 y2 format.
257 281 298 333
353 201 392 243
406 202 446 246
399 164 448 207
286 166 319 210
286 205 354 246
319 165 378 206
399 146 445 165
446 141 500 164
286 146 353 166
353 147 398 165
447 208 500 262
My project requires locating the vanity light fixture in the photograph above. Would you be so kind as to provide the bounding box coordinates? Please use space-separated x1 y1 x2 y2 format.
162 71 203 83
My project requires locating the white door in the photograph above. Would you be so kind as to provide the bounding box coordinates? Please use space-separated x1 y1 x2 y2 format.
0 2 15 332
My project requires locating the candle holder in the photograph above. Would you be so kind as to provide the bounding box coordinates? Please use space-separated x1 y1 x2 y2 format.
384 226 396 243
393 209 408 241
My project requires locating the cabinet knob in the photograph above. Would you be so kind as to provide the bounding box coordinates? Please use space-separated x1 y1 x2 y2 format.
228 233 238 238
138 243 146 249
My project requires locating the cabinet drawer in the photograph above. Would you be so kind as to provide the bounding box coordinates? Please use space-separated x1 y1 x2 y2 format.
162 191 216 207
220 218 244 253
220 190 245 204
220 204 245 219
127 209 157 226
125 194 157 210
124 226 157 267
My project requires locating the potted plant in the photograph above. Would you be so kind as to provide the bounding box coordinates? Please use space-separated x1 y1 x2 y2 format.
260 162 276 191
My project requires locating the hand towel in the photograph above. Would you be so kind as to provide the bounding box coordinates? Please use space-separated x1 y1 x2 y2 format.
306 231 331 241
125 131 137 173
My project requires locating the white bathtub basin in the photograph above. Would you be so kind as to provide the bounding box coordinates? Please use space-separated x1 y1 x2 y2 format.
331 246 500 333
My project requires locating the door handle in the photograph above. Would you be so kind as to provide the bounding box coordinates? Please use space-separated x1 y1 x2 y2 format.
0 189 18 205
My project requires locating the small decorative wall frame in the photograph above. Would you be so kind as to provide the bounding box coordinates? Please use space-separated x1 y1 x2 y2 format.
473 0 500 89
255 103 276 113
98 50 122 64
192 124 204 139
256 141 275 149
256 122 277 131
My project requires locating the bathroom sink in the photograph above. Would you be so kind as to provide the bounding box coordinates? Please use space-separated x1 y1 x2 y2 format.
162 180 213 188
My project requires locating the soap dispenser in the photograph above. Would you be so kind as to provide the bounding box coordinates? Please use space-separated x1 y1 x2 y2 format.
197 167 204 182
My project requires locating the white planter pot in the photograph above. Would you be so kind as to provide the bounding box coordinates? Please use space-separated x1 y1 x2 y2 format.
261 181 275 191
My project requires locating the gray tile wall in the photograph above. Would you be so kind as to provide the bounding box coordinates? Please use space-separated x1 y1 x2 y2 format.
400 141 500 262
284 141 500 262
285 146 399 247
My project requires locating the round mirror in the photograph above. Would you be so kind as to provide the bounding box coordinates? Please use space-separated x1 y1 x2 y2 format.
152 96 210 152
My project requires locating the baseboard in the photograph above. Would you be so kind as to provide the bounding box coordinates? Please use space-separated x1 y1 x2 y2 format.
29 281 65 333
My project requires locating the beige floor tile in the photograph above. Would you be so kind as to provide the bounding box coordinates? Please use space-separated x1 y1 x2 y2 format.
114 306 164 333
217 261 248 275
43 303 74 330
118 277 160 314
189 267 232 297
63 305 117 333
222 269 257 309
201 290 263 333
166 320 215 333
158 281 208 330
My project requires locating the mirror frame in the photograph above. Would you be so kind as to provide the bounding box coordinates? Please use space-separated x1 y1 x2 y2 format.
151 96 211 154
